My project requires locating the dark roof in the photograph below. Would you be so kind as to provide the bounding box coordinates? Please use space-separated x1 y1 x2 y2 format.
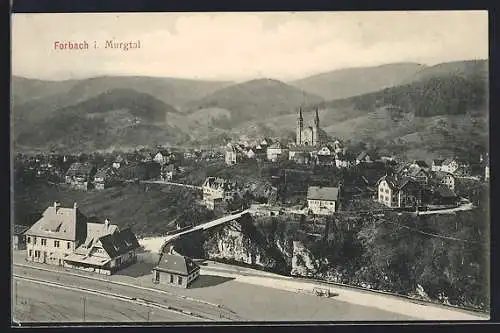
432 159 445 166
307 186 339 201
94 167 114 178
413 160 429 168
66 162 94 177
356 151 369 161
99 228 140 258
407 166 428 178
317 155 334 162
377 174 417 190
155 253 199 276
13 225 30 235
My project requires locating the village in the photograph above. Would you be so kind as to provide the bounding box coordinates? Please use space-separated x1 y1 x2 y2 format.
13 108 490 291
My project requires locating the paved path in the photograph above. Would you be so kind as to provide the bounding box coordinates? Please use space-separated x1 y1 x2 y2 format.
195 261 489 321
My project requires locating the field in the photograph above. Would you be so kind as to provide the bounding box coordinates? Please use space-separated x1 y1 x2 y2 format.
13 180 215 237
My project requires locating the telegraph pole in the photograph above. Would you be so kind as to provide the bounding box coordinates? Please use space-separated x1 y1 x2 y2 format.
82 296 86 322
15 280 18 306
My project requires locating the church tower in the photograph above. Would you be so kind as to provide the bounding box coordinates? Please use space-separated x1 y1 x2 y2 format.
312 108 320 146
296 107 303 145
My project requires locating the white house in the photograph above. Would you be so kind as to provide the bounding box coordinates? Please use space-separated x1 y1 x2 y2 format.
317 145 333 156
356 151 372 165
154 151 170 166
202 177 238 209
225 146 238 166
376 175 422 208
25 202 87 266
266 142 288 162
246 149 256 159
307 186 340 215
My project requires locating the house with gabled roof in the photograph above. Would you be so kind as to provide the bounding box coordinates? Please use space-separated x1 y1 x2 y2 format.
376 174 423 208
432 171 456 191
412 160 430 171
356 151 372 165
25 202 88 266
317 145 334 156
93 167 118 190
202 177 239 209
307 186 340 215
64 222 140 275
152 253 200 288
267 142 289 162
431 159 445 172
65 162 96 190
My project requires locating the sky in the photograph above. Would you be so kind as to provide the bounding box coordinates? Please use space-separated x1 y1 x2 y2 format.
11 11 488 82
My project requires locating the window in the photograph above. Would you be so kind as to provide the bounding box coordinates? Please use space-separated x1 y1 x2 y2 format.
27 237 31 244
34 250 40 258
178 276 183 285
385 189 389 194
41 239 47 246
33 237 37 245
28 249 32 257
170 274 174 283
67 242 71 249
54 240 60 248
379 195 383 200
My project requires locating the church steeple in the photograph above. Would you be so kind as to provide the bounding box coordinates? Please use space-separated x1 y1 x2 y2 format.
296 107 304 145
314 108 320 127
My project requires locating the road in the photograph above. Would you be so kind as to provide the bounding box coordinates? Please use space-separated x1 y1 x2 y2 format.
12 251 488 322
12 277 199 323
12 265 242 322
163 210 250 243
416 202 475 215
140 180 202 190
193 260 489 321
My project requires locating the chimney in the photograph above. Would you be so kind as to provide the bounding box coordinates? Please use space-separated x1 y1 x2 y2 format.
73 202 78 210
54 201 61 212
105 218 110 230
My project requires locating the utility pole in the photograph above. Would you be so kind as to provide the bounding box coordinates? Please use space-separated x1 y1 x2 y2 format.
82 296 86 322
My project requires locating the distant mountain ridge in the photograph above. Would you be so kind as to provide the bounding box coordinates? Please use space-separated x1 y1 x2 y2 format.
12 59 488 153
290 63 427 100
12 75 233 110
184 78 324 124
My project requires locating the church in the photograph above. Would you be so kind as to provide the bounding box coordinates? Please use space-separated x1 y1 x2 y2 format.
296 108 328 146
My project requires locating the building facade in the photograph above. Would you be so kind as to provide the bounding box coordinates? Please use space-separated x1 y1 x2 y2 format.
307 186 340 215
64 225 140 275
152 253 200 288
376 175 422 208
25 202 87 266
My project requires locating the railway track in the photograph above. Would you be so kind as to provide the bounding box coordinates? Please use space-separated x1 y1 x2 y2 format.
12 274 211 322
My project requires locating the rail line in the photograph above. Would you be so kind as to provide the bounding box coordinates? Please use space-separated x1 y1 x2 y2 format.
12 274 210 322
13 263 244 321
